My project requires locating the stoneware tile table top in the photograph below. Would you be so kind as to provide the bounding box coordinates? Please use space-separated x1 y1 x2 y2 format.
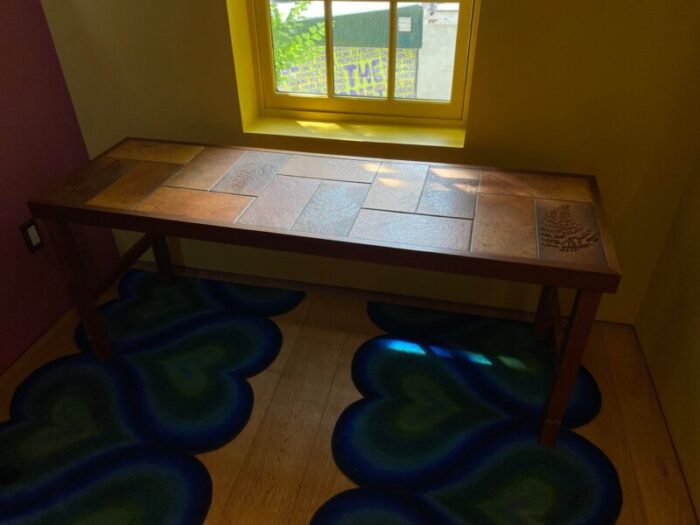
34 139 620 285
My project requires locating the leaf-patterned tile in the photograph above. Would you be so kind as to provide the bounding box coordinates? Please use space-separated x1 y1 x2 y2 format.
42 157 138 205
536 200 607 266
212 151 290 196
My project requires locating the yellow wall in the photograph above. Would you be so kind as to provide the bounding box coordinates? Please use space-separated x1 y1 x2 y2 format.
41 0 700 324
636 169 700 508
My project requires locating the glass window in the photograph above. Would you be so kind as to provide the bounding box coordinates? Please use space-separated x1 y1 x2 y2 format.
395 3 460 101
332 2 390 99
257 1 475 121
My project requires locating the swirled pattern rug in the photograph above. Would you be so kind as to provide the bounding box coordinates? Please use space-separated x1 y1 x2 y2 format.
0 270 304 524
312 302 622 525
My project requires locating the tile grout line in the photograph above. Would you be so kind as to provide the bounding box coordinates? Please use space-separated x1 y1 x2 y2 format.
238 175 321 230
468 171 485 253
358 205 473 222
534 198 541 260
130 167 182 211
233 196 257 223
412 165 431 214
276 172 375 185
106 155 194 167
289 180 326 232
205 150 248 191
468 194 480 253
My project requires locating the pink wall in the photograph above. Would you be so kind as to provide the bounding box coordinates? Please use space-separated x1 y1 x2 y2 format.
0 1 118 372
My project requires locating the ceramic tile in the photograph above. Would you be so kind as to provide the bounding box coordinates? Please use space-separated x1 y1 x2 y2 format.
44 156 138 205
87 162 179 210
165 148 245 190
471 194 537 259
137 187 253 223
536 200 607 266
349 209 472 251
292 181 369 236
107 140 204 165
279 155 379 183
238 175 321 229
212 151 290 196
362 162 429 212
479 171 594 202
417 166 480 219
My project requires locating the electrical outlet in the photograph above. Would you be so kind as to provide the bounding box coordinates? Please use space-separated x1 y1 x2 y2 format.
19 219 43 253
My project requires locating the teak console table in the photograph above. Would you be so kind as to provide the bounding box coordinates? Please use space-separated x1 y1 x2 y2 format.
28 139 621 447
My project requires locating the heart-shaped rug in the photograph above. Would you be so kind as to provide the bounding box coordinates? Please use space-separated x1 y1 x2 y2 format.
0 270 305 524
313 302 622 525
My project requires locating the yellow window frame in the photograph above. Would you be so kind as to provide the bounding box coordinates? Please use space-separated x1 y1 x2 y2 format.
249 0 477 123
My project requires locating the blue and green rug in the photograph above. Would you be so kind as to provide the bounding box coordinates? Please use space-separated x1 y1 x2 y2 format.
0 270 304 524
312 302 623 525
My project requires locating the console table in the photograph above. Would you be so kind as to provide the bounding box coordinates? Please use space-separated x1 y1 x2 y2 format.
28 139 621 447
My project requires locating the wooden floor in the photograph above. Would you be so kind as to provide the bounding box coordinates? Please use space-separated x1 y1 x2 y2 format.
1 266 697 525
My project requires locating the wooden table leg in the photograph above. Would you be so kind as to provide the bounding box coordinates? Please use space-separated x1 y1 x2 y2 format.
534 285 565 354
152 235 174 285
45 220 113 360
534 285 557 342
539 290 601 447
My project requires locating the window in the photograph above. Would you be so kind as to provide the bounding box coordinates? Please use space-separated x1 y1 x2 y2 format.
250 1 477 123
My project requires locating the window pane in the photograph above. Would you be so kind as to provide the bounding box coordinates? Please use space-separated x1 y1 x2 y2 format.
332 2 390 99
269 1 327 95
395 3 460 101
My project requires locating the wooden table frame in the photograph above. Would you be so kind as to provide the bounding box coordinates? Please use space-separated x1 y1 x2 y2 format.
29 140 621 448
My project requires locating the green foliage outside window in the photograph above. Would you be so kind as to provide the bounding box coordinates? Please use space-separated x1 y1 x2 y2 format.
270 1 326 77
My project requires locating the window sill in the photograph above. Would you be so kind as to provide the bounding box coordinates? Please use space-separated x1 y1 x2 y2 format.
243 116 466 149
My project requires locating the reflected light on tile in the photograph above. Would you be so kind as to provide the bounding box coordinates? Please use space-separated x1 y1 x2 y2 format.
378 178 406 188
429 168 479 194
455 182 477 193
377 165 400 175
484 172 533 194
431 167 474 180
